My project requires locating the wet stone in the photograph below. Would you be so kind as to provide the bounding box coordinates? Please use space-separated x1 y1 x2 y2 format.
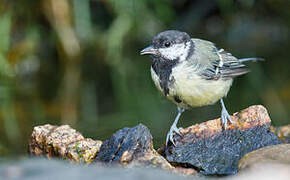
161 105 281 175
95 124 175 171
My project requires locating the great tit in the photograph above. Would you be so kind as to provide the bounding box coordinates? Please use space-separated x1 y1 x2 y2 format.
140 30 263 146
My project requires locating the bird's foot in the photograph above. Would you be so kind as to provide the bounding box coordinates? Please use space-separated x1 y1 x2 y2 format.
221 108 233 130
166 125 183 146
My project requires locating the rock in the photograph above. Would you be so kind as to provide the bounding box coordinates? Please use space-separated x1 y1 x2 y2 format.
28 124 102 163
160 105 281 175
66 138 103 163
236 163 290 180
271 125 290 143
27 124 195 176
29 124 56 156
28 124 197 176
29 105 280 176
238 144 290 171
95 124 177 171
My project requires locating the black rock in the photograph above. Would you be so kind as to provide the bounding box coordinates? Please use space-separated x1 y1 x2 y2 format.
95 124 153 163
163 105 281 175
166 126 280 175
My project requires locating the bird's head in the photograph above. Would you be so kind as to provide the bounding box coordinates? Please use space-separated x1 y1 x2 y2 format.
140 30 192 62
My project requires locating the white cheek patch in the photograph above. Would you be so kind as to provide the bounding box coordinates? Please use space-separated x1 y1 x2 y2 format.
159 42 191 61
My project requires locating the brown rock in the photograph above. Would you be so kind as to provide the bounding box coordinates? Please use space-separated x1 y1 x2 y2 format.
178 105 272 139
66 138 102 163
171 165 199 176
29 124 56 156
160 105 281 175
238 144 290 171
43 125 85 157
271 124 290 143
29 124 102 164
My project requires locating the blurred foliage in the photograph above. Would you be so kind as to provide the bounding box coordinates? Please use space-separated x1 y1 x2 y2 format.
0 0 289 156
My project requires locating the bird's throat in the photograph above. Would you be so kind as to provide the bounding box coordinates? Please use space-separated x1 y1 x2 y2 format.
151 57 179 96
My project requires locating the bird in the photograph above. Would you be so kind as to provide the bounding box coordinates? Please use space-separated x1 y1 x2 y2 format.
140 30 263 146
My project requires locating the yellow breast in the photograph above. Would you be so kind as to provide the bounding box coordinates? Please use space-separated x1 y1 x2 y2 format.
150 63 233 109
170 62 233 108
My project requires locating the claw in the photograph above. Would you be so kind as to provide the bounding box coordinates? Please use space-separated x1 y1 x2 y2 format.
221 106 233 129
166 126 183 146
220 99 233 130
166 107 185 146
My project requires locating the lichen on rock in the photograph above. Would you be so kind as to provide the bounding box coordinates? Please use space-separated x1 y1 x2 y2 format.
29 124 102 164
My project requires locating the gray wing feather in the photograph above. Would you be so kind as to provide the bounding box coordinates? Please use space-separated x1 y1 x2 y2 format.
216 49 250 79
188 39 252 80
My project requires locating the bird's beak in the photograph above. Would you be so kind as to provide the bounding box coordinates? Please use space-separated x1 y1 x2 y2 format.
140 45 158 55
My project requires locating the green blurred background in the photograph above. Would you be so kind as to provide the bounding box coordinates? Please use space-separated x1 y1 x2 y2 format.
0 0 289 157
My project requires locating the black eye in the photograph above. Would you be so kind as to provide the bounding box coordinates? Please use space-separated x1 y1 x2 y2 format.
164 41 171 47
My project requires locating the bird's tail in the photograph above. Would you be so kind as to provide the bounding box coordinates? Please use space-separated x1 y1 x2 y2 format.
239 57 265 63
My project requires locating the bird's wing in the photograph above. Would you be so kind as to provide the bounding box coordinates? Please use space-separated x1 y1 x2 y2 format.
213 49 249 79
189 39 249 80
